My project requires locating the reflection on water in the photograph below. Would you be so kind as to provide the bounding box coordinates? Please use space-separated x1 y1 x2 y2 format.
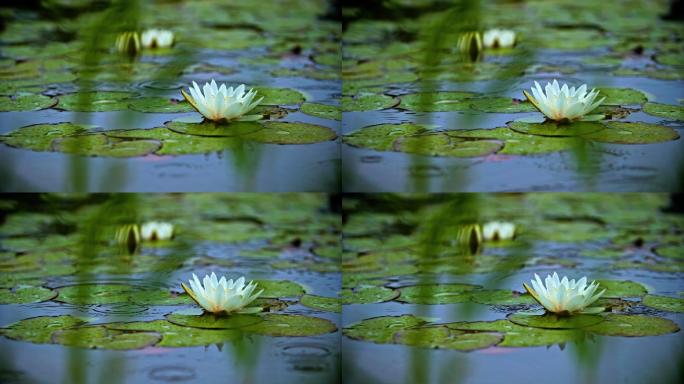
341 193 684 384
0 194 341 384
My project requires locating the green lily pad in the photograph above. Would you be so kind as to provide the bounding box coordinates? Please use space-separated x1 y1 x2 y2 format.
52 134 161 157
584 314 679 336
241 121 337 144
582 121 679 144
642 102 684 120
468 290 536 305
392 134 503 157
655 53 684 66
56 92 133 112
300 103 341 120
641 295 684 313
467 97 537 113
508 313 604 329
52 326 161 350
343 315 427 343
253 87 306 105
580 249 625 259
2 315 87 343
165 313 263 329
0 286 57 304
128 97 195 113
508 120 605 137
1 123 92 151
107 127 243 155
398 91 477 112
0 94 56 111
341 286 398 304
449 127 577 155
447 319 586 347
56 284 189 305
343 123 428 151
596 87 648 105
105 320 242 347
596 279 648 298
655 245 684 259
165 120 264 137
300 294 341 312
254 279 306 298
342 93 399 111
397 284 481 304
393 326 503 351
242 314 337 336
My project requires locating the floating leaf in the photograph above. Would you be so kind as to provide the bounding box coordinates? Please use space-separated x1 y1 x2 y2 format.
1 123 91 151
582 121 679 144
127 97 195 113
105 320 242 347
253 87 306 105
165 120 264 137
397 284 481 304
165 313 264 329
447 319 586 347
300 103 341 120
341 286 398 304
0 94 56 111
596 279 648 298
392 134 503 157
52 134 161 157
241 121 337 144
342 93 399 111
584 314 679 336
0 286 57 304
642 102 684 121
468 289 536 305
56 92 132 112
343 315 427 343
2 315 87 343
449 127 577 155
467 97 536 113
641 295 684 313
393 326 503 351
508 120 605 137
508 313 604 329
52 326 161 350
299 294 341 313
242 314 337 337
398 91 477 112
596 87 648 105
254 279 306 298
343 123 428 151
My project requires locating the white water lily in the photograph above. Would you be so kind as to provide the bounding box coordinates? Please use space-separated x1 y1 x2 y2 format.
182 273 263 314
181 80 263 122
524 272 605 315
482 221 516 241
524 80 605 122
483 29 515 48
140 221 174 241
141 29 174 49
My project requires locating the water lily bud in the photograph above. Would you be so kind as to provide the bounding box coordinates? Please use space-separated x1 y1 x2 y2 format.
115 31 141 57
115 224 140 254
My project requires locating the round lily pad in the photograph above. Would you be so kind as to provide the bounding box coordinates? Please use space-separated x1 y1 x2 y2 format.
343 123 428 151
655 53 684 66
253 87 305 105
107 127 243 156
393 326 503 351
241 121 337 144
342 94 399 111
165 313 263 329
508 120 605 137
508 313 604 329
0 286 57 304
1 122 92 151
128 97 195 113
584 314 679 336
56 284 188 305
397 284 481 304
343 315 427 343
449 127 577 155
655 245 684 259
641 295 684 313
467 97 536 113
2 315 87 343
0 94 56 111
642 102 684 120
398 91 477 112
341 286 398 304
300 294 341 312
241 314 337 336
52 326 161 350
582 121 679 144
52 134 161 157
595 279 648 298
392 134 503 157
468 289 536 305
300 103 341 120
447 319 585 347
254 279 306 298
596 87 648 105
165 120 264 137
105 320 242 347
56 91 133 112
